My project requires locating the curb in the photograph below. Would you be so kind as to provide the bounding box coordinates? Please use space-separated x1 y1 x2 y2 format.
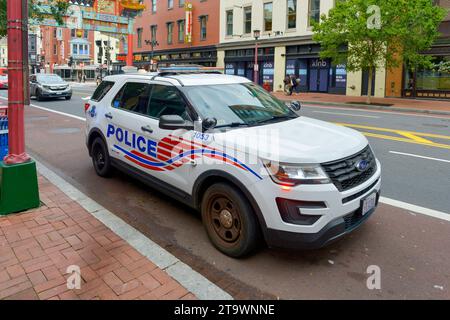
279 98 450 116
35 159 233 301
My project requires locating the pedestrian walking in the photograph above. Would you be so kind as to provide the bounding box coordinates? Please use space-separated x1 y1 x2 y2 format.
284 75 293 96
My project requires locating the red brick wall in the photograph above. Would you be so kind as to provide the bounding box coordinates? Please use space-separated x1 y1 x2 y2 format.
133 0 220 53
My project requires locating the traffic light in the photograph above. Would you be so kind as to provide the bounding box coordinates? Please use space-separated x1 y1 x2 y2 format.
97 46 103 64
68 56 74 67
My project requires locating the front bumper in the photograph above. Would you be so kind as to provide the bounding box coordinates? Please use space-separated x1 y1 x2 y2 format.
265 192 379 249
41 89 72 97
249 159 381 249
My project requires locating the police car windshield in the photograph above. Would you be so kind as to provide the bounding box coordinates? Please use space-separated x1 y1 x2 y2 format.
182 83 297 128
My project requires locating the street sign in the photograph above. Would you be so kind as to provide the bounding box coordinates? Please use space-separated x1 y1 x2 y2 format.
185 3 193 44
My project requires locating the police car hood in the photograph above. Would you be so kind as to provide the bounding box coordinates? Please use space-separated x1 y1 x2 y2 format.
213 116 368 164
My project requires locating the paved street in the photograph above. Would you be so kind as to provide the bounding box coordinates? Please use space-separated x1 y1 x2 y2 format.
0 86 449 299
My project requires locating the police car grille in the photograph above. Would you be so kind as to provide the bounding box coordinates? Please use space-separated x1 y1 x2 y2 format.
322 146 376 192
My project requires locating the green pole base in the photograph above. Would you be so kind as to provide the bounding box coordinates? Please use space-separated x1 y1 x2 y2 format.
0 160 40 216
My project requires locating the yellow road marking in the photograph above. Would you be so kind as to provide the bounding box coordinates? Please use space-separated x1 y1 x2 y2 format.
396 131 435 144
333 122 450 149
360 132 450 150
335 123 450 140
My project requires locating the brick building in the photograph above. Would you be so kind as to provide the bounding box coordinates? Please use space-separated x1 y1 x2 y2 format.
40 26 97 80
132 0 220 69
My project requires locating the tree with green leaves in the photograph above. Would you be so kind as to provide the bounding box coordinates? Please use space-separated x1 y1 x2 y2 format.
313 0 446 103
0 0 70 38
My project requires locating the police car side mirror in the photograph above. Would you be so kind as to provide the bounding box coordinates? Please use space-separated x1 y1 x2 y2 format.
159 115 194 130
290 101 302 111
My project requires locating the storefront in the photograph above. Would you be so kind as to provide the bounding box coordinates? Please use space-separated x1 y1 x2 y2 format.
285 44 347 95
403 44 450 99
133 46 217 70
224 47 275 91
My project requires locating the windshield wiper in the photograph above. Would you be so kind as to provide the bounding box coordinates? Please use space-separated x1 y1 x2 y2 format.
255 114 298 125
214 122 249 129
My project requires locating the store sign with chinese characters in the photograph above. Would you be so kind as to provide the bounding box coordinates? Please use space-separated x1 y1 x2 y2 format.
185 2 193 44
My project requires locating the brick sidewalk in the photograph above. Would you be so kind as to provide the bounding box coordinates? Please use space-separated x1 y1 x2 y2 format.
273 91 450 114
0 175 196 300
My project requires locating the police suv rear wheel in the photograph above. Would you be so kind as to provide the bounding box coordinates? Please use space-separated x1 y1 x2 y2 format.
91 137 112 177
201 183 260 258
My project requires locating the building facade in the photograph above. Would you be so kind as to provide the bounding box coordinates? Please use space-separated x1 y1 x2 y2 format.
40 26 97 79
217 0 383 95
386 0 450 99
132 0 220 69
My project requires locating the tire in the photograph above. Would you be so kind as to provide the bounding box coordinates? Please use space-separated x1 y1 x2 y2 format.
91 137 113 177
36 89 43 101
201 183 261 258
65 95 72 100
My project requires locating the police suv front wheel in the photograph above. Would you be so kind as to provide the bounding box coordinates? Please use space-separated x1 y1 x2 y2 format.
91 137 112 177
201 183 261 258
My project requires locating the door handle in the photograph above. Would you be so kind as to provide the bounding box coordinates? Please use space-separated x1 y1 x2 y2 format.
105 112 113 119
141 125 153 134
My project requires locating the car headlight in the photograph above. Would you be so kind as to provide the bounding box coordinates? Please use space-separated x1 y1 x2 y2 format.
262 160 331 186
42 85 51 90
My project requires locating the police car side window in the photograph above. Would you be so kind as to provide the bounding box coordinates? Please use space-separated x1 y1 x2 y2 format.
91 81 114 102
148 84 190 120
112 82 150 115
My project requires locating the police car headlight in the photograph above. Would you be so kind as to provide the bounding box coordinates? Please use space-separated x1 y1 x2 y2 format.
262 160 330 186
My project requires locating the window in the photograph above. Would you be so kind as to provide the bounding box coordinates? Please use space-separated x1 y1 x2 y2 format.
72 44 77 55
148 85 190 119
226 10 233 36
244 7 252 34
179 0 185 7
152 0 157 13
177 20 185 42
287 0 297 29
264 2 273 31
112 82 150 115
84 30 88 38
53 29 57 38
91 81 115 102
151 25 157 41
137 28 143 48
309 0 320 25
71 29 75 38
168 0 173 9
200 16 207 40
167 22 174 44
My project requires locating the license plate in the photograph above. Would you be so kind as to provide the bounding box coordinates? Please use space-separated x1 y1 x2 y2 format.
361 193 377 216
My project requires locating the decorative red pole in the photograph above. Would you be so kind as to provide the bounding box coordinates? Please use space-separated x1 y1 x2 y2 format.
0 0 39 215
126 33 133 66
4 0 30 164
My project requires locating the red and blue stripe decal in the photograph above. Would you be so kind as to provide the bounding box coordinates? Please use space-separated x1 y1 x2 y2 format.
113 135 262 180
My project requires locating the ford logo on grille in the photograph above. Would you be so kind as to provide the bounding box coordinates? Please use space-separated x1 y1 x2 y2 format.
355 160 369 172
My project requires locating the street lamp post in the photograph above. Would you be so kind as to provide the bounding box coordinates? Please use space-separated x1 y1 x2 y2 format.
253 30 260 85
145 39 159 71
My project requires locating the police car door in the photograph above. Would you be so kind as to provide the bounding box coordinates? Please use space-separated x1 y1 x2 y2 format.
144 82 196 194
106 79 158 172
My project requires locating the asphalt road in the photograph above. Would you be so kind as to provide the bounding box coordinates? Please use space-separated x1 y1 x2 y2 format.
1 86 449 299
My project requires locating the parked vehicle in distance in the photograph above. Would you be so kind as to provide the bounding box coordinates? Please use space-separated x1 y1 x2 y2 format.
85 66 381 258
0 68 7 76
0 75 7 89
29 74 72 101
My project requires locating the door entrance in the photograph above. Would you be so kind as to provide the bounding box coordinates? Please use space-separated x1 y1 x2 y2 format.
308 59 329 92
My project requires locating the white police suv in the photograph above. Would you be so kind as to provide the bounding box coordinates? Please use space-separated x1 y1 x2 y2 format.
85 67 381 257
